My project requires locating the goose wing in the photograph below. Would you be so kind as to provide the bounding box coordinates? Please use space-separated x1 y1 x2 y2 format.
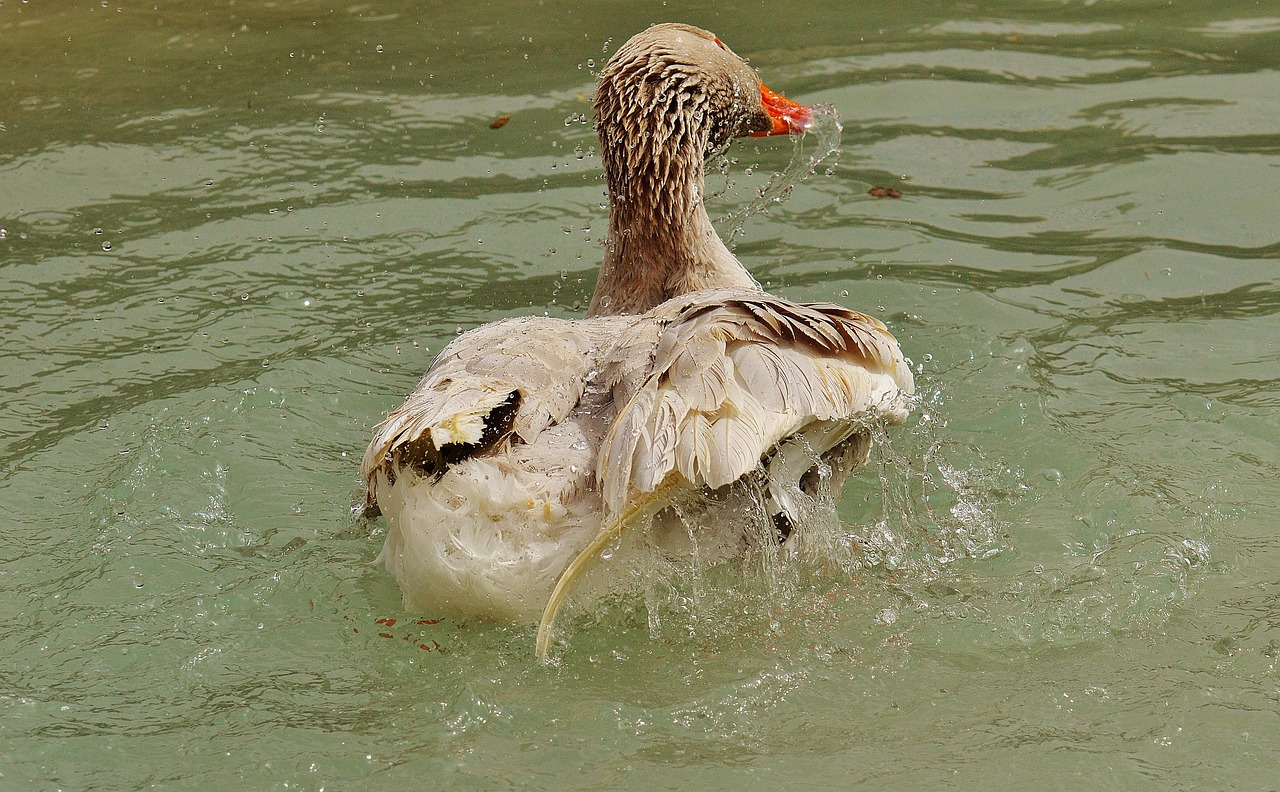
598 290 914 513
361 316 621 509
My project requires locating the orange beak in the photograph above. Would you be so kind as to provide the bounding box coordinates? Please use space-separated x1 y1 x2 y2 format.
753 83 813 136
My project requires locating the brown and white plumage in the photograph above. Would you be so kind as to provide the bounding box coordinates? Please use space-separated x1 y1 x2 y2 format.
597 290 911 513
360 24 915 658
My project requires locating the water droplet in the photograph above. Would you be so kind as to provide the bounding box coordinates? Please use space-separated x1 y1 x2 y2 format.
375 44 384 53
1044 468 1063 483
262 359 270 367
241 293 250 301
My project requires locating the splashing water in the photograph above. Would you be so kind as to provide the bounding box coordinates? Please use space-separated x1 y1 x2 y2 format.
546 383 1017 658
720 104 844 247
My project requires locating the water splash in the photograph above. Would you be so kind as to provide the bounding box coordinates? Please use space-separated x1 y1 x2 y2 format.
551 388 1017 654
867 402 1011 576
721 104 844 247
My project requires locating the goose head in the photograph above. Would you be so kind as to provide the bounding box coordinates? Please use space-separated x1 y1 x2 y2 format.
594 23 811 163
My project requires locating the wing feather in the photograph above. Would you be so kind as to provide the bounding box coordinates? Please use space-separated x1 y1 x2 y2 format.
598 290 914 514
363 315 630 502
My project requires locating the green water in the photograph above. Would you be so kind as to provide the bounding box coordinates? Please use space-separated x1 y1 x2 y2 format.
3 0 1278 788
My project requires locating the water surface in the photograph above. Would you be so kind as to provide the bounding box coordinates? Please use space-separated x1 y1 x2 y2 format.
2 0 1278 788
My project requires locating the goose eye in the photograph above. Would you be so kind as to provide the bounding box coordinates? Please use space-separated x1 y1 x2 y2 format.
711 36 746 62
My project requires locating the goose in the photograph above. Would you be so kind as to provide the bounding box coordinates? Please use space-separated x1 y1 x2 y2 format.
360 23 914 659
